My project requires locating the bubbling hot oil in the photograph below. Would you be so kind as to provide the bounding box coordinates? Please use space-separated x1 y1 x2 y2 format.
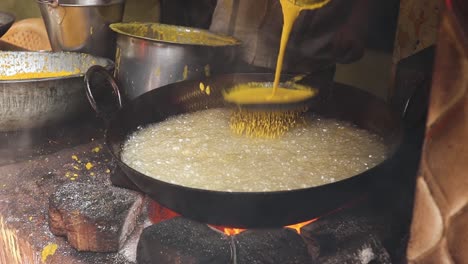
121 108 388 192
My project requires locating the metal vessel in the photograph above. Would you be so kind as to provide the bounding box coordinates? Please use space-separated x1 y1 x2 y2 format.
110 22 241 100
37 0 125 59
0 11 14 37
0 51 113 131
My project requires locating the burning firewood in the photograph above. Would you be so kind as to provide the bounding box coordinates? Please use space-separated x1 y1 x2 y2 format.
48 182 144 252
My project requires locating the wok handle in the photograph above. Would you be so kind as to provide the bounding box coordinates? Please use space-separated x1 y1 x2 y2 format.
84 65 123 121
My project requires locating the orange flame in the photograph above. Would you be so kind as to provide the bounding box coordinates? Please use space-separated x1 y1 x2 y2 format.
285 218 318 234
214 218 319 236
147 200 180 224
147 199 341 236
222 227 246 236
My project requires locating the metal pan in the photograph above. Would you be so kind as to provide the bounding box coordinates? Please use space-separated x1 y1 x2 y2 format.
0 51 113 131
0 11 14 38
85 68 404 228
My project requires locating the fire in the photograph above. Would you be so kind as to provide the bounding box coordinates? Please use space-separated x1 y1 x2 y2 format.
285 218 318 234
147 200 180 224
220 227 246 236
214 218 319 236
148 199 321 236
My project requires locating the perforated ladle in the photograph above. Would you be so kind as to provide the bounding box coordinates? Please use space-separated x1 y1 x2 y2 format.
222 77 319 111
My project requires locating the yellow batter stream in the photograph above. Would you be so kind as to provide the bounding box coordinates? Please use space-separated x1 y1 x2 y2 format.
272 0 330 94
225 0 330 104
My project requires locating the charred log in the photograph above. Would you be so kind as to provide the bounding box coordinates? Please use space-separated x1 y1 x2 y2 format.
137 217 232 264
301 206 391 264
48 182 144 252
317 233 391 264
234 228 312 264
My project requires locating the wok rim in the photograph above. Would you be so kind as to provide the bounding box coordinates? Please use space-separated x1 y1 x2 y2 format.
109 141 400 195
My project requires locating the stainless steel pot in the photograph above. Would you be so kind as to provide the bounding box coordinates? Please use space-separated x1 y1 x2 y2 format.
37 0 125 59
0 11 15 38
0 51 113 131
110 22 241 100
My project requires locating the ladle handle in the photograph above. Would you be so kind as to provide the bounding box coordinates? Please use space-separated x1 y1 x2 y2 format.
84 65 123 122
401 79 430 126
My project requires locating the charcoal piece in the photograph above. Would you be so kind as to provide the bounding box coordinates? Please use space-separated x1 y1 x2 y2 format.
48 182 144 252
301 209 391 264
300 206 389 259
317 233 391 264
137 217 232 264
234 228 312 264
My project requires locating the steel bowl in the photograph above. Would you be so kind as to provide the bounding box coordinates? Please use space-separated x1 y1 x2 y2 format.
110 22 241 100
0 11 15 38
37 0 125 59
0 51 113 131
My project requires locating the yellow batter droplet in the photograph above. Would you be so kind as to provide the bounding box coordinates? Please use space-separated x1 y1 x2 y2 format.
154 67 161 77
199 82 205 92
41 243 58 263
206 86 211 95
92 147 101 153
85 162 94 170
71 155 78 161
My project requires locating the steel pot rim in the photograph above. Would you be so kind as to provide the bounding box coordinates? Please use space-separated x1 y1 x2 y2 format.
37 0 124 7
110 22 242 48
0 51 114 84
